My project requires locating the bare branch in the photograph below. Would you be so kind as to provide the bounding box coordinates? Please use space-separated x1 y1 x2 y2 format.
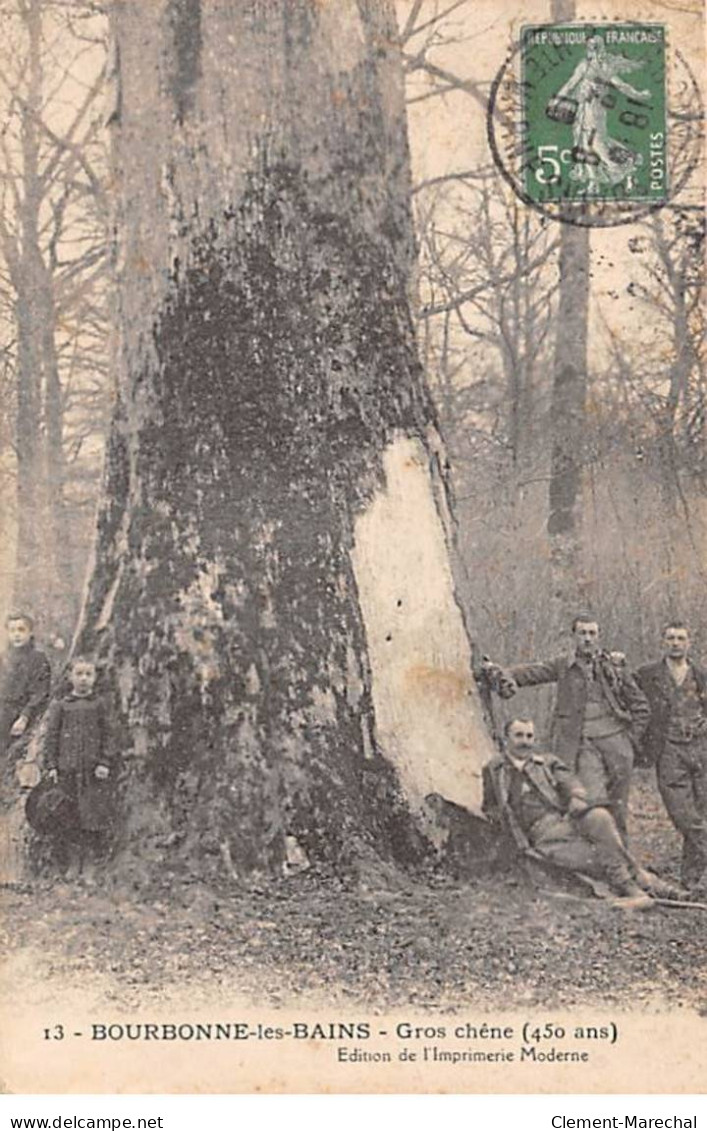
403 53 512 131
399 0 426 44
402 0 470 42
412 166 496 194
38 62 106 188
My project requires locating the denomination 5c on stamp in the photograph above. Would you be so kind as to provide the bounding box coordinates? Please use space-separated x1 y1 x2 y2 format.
521 24 667 205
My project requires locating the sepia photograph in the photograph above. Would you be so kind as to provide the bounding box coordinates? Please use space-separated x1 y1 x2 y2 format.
0 0 705 1096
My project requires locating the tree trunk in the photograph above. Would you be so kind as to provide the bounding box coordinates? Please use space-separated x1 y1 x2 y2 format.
76 0 495 881
13 0 44 615
43 275 79 631
12 0 76 633
547 0 591 621
14 286 42 612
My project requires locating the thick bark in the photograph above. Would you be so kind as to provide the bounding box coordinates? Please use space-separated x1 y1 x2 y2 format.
76 0 495 880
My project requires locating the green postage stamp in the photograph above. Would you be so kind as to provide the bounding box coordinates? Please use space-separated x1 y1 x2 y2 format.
521 24 667 204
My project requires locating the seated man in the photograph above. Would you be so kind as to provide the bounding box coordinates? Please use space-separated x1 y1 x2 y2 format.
482 717 677 905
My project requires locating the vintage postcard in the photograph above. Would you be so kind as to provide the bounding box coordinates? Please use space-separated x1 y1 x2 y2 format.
0 0 705 1096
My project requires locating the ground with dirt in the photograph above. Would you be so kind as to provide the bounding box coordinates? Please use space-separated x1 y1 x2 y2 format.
1 769 705 1016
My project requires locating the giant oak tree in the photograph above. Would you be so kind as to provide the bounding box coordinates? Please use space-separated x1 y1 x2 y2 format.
76 0 495 880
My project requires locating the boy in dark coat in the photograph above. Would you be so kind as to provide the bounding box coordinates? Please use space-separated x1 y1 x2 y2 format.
43 656 116 879
0 612 51 754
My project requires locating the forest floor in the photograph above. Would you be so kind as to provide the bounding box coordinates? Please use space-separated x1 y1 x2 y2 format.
1 769 706 1017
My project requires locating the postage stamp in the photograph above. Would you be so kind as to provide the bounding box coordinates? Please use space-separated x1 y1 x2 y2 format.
521 24 667 206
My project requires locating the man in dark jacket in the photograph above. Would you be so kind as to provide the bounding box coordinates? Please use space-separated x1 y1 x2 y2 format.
482 717 657 903
634 622 707 894
487 616 649 840
0 612 51 754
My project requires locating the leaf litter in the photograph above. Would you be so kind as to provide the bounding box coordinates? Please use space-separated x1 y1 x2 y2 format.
1 769 705 1014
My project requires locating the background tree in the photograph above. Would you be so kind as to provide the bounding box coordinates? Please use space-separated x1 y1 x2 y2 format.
414 165 560 661
400 0 705 722
546 0 591 624
0 0 108 634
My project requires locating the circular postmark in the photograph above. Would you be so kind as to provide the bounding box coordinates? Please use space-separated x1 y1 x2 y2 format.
487 22 703 227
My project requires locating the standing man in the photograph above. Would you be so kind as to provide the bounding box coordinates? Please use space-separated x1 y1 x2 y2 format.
487 615 649 840
635 622 707 895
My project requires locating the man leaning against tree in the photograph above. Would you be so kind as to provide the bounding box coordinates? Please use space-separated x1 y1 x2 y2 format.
482 716 679 906
488 616 649 842
635 622 707 897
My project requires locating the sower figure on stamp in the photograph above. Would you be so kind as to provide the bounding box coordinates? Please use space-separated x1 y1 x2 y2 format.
547 35 651 194
42 656 117 882
484 616 649 842
635 622 707 896
482 718 676 906
0 611 51 886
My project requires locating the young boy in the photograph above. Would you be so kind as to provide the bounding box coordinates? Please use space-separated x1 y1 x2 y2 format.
0 612 51 754
0 612 51 886
42 656 116 880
